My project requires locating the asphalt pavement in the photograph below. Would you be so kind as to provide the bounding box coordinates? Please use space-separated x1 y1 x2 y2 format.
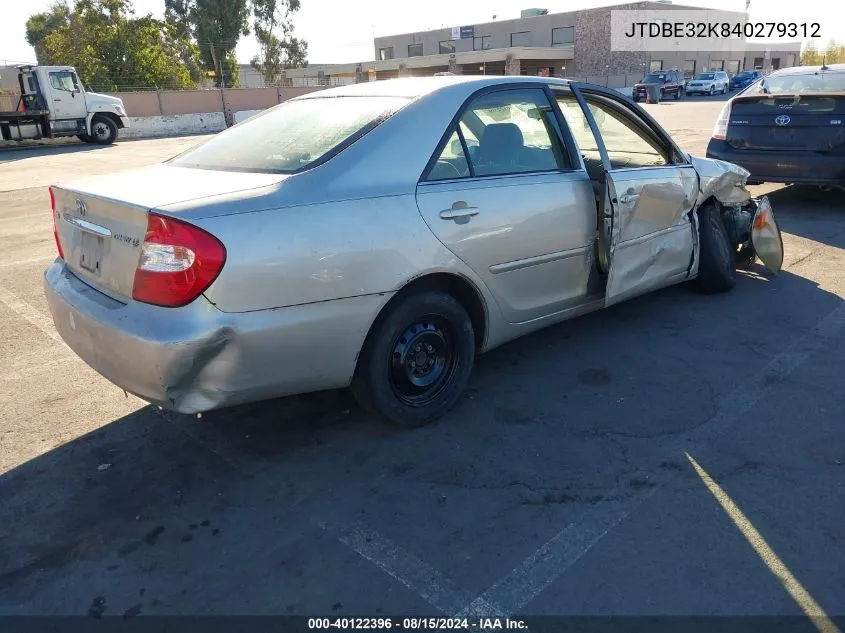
1 100 844 627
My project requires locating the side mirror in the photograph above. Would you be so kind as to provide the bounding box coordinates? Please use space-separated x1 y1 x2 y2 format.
526 107 542 120
450 139 463 155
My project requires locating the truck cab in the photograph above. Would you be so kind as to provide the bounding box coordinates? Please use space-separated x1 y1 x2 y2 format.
1 65 129 144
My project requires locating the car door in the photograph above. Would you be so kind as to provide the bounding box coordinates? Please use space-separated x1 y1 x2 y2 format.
565 84 700 307
415 86 597 324
48 70 87 120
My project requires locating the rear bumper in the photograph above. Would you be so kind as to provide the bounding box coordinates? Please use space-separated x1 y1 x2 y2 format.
706 140 845 185
44 261 389 414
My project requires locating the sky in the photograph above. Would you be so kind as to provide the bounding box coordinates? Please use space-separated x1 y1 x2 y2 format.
1 0 841 67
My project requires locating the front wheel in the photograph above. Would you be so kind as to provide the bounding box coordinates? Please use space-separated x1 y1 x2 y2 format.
709 85 715 96
693 203 736 294
90 115 118 145
351 291 476 428
674 88 681 100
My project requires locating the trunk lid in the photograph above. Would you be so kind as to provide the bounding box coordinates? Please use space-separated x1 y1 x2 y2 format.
52 164 286 302
726 94 845 152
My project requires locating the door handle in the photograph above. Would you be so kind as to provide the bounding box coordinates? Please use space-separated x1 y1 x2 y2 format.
618 193 640 204
439 202 479 220
54 98 62 102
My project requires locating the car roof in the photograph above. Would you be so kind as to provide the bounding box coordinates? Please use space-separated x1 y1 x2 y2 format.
769 63 845 76
293 75 573 101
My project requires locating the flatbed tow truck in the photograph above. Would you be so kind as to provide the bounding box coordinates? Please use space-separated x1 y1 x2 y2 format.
0 65 129 145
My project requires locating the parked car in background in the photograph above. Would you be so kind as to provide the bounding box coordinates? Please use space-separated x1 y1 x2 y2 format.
632 69 685 101
707 63 845 190
730 69 765 91
686 71 730 96
44 76 784 429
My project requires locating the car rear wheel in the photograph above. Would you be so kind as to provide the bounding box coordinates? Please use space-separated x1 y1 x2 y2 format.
693 202 736 294
351 291 476 428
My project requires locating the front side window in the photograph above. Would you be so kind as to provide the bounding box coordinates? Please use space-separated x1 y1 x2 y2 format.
456 89 569 177
557 94 667 170
169 96 410 174
50 71 78 92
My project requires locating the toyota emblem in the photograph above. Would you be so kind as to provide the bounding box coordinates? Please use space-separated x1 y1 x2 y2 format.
775 115 791 126
75 199 87 216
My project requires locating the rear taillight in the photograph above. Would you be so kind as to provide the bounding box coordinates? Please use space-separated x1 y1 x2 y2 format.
49 187 64 259
132 213 226 308
712 101 732 141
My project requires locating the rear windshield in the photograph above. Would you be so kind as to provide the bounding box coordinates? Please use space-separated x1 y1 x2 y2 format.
742 70 845 96
694 73 716 80
168 96 411 174
644 73 667 82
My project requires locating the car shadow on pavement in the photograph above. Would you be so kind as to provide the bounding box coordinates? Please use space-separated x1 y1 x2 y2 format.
0 143 111 165
1 265 842 614
763 185 845 248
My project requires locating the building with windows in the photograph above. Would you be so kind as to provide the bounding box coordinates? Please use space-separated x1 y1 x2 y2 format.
370 1 801 81
242 1 801 88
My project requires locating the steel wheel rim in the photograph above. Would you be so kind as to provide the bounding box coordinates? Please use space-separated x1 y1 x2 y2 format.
94 122 110 140
388 316 458 407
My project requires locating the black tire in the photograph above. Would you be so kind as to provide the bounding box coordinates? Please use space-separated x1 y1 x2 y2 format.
351 291 476 428
709 85 715 96
90 115 117 145
674 88 681 100
77 133 92 143
694 203 736 294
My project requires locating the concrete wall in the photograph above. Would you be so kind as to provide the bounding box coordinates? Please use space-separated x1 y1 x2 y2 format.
110 87 325 118
121 113 227 139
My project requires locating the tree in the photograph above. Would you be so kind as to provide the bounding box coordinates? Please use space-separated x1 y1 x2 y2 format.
25 1 71 63
249 0 308 85
164 0 250 87
822 39 845 64
30 0 195 90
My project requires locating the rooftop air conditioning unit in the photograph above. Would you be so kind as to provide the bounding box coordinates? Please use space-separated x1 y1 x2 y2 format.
521 8 549 17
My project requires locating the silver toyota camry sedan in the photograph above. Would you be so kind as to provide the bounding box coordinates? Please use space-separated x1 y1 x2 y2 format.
44 76 784 428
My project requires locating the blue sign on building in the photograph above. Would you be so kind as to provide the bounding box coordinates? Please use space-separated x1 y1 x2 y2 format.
460 25 474 39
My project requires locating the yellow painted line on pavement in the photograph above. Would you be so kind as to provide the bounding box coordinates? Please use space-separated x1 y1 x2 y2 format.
685 453 841 633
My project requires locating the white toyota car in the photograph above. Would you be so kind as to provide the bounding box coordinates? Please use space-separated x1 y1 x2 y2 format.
685 71 730 96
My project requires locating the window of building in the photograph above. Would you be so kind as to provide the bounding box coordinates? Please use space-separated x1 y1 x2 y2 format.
650 60 663 72
552 26 574 46
439 40 456 54
682 60 696 79
408 43 423 57
726 60 740 75
771 58 781 70
473 35 491 51
510 31 531 47
378 47 393 61
787 53 796 67
710 60 725 71
753 57 764 69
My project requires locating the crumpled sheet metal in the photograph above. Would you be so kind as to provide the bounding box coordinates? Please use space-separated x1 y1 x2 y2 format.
689 154 752 207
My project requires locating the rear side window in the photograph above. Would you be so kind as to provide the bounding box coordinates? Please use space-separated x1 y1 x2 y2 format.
169 96 411 174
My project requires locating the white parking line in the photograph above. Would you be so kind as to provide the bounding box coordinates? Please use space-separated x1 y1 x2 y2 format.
0 284 67 348
329 301 845 619
324 520 504 616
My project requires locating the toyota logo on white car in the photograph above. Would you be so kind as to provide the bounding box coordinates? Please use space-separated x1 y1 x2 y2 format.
775 115 791 126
